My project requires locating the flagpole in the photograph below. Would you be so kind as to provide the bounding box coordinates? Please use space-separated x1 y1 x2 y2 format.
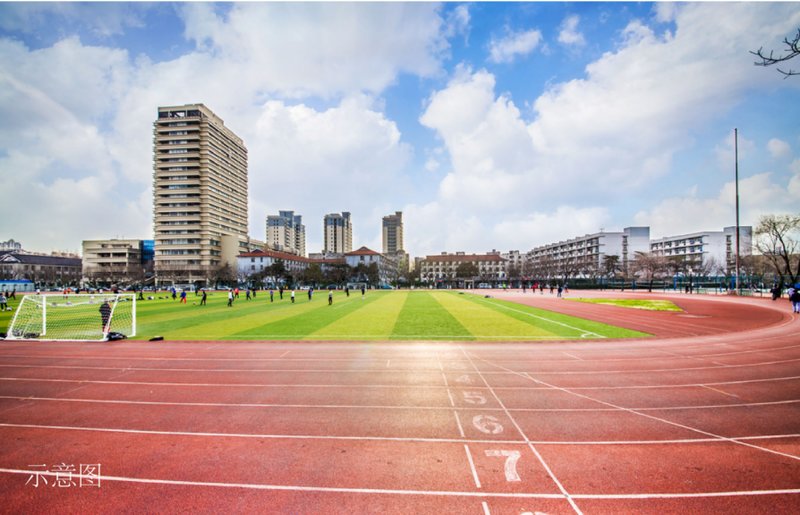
735 128 741 295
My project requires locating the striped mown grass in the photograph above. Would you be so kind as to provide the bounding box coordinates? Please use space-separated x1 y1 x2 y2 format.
125 290 649 341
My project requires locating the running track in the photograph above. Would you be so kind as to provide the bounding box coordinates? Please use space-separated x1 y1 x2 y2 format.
0 291 798 514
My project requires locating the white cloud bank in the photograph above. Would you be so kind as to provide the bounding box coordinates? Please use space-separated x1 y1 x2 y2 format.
405 3 800 255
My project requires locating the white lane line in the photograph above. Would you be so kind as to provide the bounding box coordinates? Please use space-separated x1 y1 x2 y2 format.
386 360 391 368
482 501 491 515
0 422 797 446
5 341 799 362
473 297 606 339
461 347 583 515
3 375 800 392
0 468 796 500
701 385 740 399
464 444 482 489
2 395 797 413
472 357 800 463
454 411 465 438
4 356 798 375
279 351 291 358
562 352 583 361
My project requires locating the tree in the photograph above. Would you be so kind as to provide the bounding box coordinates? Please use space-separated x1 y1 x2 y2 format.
455 262 479 279
299 263 324 287
752 28 800 78
212 263 236 288
631 252 669 292
754 213 800 286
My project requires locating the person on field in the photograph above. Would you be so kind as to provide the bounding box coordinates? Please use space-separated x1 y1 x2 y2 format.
234 287 239 299
328 289 333 306
171 287 177 300
345 286 350 297
99 300 112 333
0 293 7 312
200 290 207 306
180 290 187 304
308 288 313 301
557 284 563 298
361 285 365 299
227 290 234 307
246 289 251 301
269 289 274 303
279 286 284 300
291 290 295 303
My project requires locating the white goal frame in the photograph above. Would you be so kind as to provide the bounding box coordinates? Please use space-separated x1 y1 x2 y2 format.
6 293 137 342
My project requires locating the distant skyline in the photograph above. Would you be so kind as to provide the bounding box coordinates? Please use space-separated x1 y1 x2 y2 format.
1 2 798 257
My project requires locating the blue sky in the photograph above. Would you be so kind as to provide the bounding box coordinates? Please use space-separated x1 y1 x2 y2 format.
1 2 798 257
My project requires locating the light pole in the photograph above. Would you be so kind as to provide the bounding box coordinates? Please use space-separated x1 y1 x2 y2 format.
734 128 741 295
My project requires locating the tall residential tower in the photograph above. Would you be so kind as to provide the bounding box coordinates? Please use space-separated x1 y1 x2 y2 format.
382 211 404 254
323 212 352 255
153 104 248 285
266 210 306 257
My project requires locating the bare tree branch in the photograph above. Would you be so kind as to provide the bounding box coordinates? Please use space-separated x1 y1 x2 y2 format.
751 28 800 78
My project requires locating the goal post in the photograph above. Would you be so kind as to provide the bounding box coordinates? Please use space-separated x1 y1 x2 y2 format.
7 294 136 342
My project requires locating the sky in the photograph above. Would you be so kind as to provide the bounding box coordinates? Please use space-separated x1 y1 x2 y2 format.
1 2 799 259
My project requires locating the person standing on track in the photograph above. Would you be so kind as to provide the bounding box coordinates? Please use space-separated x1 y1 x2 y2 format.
789 285 800 314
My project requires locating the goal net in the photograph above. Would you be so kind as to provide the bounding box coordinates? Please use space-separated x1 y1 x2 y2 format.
7 294 136 341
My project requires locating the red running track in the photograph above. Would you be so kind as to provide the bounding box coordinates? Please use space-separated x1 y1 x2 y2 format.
0 291 798 514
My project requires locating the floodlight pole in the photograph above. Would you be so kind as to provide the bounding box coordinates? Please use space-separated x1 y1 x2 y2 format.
734 128 741 295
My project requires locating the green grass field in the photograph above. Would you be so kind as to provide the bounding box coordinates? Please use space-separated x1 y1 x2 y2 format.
0 290 650 341
567 298 683 312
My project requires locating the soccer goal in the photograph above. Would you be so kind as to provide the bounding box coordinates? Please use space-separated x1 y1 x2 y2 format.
7 294 136 341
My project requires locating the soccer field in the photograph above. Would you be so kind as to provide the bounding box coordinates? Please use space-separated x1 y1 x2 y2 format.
128 290 648 341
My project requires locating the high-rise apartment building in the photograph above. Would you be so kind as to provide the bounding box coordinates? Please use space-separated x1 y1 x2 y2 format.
382 211 404 254
323 212 352 255
266 210 306 257
153 104 248 285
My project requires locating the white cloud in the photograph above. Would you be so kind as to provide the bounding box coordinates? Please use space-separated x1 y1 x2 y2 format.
488 28 543 64
768 138 791 159
246 95 413 254
558 15 585 47
179 3 449 98
410 3 800 256
634 172 796 238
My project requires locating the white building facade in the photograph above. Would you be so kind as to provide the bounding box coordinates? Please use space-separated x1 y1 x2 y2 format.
526 227 651 278
650 226 752 273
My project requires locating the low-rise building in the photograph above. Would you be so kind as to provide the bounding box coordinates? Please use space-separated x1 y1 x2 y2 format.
344 246 398 286
419 252 507 286
650 226 752 273
526 227 650 279
82 239 151 284
0 252 82 287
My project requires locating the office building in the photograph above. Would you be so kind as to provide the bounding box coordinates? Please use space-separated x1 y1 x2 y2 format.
266 210 306 257
323 212 352 255
153 104 248 285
